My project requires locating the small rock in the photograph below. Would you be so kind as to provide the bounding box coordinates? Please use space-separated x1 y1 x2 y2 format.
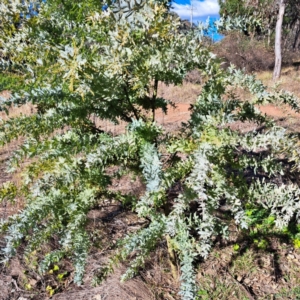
29 279 37 286
287 254 295 260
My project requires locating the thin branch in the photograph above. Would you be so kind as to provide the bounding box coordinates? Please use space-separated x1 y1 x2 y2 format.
152 79 158 123
123 83 140 120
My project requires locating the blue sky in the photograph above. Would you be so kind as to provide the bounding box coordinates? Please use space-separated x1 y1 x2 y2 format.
171 0 222 41
172 0 220 22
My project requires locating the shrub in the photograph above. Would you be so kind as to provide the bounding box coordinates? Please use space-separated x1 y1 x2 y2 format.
1 1 300 299
213 31 300 73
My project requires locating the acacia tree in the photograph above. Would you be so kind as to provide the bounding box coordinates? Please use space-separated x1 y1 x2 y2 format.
1 0 300 299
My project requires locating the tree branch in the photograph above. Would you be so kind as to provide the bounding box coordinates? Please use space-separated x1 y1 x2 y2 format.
152 79 158 122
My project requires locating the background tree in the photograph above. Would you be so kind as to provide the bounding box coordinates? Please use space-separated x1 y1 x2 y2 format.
219 0 300 79
219 0 300 49
273 0 285 80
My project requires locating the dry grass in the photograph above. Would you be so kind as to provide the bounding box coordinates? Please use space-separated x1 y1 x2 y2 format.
0 91 34 121
256 66 300 98
157 81 202 104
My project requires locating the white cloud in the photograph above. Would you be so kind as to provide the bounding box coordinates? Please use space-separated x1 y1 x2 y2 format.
172 0 220 19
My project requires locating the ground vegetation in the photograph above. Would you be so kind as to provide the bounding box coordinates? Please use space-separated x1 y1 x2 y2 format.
1 1 300 299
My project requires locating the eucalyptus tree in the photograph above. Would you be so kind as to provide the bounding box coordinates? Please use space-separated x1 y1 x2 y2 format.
273 0 285 80
1 0 300 299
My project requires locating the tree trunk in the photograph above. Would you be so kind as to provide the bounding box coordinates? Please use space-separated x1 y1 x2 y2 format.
292 20 300 51
273 0 285 81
